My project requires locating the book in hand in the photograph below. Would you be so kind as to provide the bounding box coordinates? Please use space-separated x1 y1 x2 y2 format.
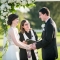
26 39 36 44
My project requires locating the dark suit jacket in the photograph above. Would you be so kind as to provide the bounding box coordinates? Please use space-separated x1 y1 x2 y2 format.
36 18 58 59
19 30 38 60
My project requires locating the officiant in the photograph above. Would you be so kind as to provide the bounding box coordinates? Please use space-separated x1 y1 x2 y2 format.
19 20 38 60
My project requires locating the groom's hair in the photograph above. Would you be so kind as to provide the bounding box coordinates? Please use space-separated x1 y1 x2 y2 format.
7 14 18 25
39 7 50 16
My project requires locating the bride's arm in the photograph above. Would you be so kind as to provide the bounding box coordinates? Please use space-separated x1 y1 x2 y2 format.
9 29 31 50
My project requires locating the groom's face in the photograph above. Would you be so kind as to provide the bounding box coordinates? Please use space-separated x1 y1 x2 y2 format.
39 12 46 21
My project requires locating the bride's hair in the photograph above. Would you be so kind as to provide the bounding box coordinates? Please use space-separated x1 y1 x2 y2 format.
7 14 18 25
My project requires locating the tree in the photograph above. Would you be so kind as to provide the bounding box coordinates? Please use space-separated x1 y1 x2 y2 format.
0 0 35 34
28 2 60 31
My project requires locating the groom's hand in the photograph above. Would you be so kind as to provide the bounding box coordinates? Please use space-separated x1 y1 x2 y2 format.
27 44 33 50
26 43 36 50
29 43 36 50
32 43 36 50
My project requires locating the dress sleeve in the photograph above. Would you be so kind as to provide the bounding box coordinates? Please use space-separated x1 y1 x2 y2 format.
8 28 31 50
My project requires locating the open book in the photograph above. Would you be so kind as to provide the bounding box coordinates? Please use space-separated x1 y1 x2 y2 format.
26 39 36 44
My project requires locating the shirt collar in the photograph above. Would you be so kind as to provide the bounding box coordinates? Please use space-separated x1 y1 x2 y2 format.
45 17 50 23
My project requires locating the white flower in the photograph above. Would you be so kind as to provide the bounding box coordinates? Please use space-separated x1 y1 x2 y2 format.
7 5 11 9
28 0 33 4
5 3 11 9
0 0 35 35
1 11 3 14
21 1 27 5
41 24 45 28
1 4 5 10
41 24 45 31
2 12 8 16
16 0 21 3
3 23 6 25
1 16 5 19
1 0 6 3
8 0 14 3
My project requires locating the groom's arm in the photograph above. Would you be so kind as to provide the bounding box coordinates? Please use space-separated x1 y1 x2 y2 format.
32 23 54 49
32 40 46 49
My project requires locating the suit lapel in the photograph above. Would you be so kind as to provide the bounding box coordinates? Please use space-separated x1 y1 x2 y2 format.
42 18 52 39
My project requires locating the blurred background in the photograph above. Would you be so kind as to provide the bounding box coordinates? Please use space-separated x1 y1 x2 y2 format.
0 1 60 60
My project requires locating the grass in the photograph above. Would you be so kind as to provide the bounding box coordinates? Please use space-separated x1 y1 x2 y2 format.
0 40 3 47
0 32 60 60
0 52 2 60
56 33 60 43
0 35 3 47
37 32 60 44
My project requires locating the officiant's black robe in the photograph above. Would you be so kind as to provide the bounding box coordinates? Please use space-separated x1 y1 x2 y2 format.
19 30 38 60
36 18 58 60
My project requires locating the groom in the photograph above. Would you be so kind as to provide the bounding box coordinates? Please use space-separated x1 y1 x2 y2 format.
31 7 58 60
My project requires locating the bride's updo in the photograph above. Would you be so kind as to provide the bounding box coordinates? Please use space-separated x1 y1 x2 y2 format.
7 14 18 25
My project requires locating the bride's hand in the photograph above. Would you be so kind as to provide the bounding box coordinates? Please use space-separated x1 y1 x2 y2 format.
23 41 27 44
26 44 33 50
27 43 36 50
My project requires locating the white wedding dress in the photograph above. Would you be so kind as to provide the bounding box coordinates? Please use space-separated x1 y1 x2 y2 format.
2 27 20 60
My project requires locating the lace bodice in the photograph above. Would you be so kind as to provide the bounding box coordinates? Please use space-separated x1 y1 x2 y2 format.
8 27 20 45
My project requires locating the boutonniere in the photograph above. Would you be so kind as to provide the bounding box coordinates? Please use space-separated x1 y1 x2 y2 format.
41 24 45 31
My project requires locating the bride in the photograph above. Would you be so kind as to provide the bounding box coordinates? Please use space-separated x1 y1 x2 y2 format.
2 14 31 60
